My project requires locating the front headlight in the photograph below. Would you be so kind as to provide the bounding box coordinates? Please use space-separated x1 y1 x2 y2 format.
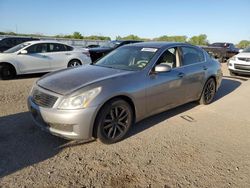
58 87 101 110
230 56 237 61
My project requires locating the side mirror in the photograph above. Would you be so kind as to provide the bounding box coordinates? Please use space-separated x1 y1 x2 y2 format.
239 49 243 53
154 64 172 73
19 49 28 55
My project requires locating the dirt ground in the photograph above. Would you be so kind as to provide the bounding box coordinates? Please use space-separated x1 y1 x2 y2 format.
0 64 250 187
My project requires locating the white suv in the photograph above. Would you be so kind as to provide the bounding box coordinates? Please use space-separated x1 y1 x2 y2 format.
228 47 250 76
0 41 91 79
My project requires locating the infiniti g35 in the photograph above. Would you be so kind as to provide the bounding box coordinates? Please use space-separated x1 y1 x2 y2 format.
28 42 222 144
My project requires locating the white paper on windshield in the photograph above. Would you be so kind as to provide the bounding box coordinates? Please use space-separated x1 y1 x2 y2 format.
141 48 158 52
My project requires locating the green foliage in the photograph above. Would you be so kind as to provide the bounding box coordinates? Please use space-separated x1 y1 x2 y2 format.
116 35 140 40
188 34 208 45
237 40 250 49
72 32 83 39
154 35 187 42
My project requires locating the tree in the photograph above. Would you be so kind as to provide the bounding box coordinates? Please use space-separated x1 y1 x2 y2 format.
237 40 250 49
188 34 208 45
116 34 142 40
154 35 187 42
72 31 83 39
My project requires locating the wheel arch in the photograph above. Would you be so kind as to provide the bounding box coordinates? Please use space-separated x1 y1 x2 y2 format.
67 58 82 67
92 95 136 138
0 62 17 75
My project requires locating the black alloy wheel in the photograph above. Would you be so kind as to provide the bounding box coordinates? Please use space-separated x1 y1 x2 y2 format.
199 78 216 105
96 99 133 144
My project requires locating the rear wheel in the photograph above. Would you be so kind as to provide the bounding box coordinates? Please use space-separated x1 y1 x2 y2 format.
95 99 133 144
67 59 82 67
0 64 16 80
199 78 216 105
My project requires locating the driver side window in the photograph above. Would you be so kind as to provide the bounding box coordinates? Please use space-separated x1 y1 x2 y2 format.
156 48 177 68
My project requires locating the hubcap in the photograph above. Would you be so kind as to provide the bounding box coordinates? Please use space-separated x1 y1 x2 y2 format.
103 106 129 139
204 80 215 103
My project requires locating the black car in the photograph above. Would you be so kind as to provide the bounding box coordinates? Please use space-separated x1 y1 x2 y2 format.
88 40 143 62
0 37 40 52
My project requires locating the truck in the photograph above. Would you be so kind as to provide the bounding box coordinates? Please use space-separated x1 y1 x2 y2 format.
201 42 239 62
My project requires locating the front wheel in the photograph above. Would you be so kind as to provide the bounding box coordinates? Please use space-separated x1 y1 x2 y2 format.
96 99 133 144
199 78 216 105
0 64 16 80
67 59 82 67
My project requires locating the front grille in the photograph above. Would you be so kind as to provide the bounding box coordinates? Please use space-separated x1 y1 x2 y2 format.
234 64 250 71
32 89 58 108
238 57 250 62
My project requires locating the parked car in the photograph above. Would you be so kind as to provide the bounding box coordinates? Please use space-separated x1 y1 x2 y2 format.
0 37 39 52
202 42 239 62
28 42 222 144
0 41 91 79
88 40 142 62
228 46 250 75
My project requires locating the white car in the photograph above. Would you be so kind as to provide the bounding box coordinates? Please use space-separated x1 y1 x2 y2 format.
228 47 250 75
0 41 91 79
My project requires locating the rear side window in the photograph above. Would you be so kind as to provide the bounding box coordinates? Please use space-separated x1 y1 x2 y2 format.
48 43 67 52
181 47 205 66
65 45 73 51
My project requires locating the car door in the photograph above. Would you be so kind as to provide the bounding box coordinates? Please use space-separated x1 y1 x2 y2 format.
47 43 69 70
17 43 51 73
177 46 207 102
146 47 187 116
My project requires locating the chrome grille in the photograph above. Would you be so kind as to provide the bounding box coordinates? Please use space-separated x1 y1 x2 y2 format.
234 64 250 71
32 89 58 108
238 57 250 62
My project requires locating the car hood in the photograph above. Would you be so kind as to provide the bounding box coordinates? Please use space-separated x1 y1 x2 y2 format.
89 47 113 53
37 65 132 95
236 52 250 58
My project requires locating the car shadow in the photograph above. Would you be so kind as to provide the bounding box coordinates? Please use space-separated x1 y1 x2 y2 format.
0 112 68 178
126 78 241 139
14 72 47 80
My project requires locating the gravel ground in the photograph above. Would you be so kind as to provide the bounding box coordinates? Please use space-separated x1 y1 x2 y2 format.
0 64 250 187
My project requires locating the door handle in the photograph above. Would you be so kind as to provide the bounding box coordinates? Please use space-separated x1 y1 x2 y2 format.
42 55 47 58
203 65 208 70
65 53 71 55
178 72 185 78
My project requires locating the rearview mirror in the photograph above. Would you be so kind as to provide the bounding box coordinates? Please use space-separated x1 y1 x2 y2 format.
155 64 171 73
19 50 28 54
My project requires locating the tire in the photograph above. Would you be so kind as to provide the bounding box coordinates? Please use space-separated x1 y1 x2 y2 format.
67 59 82 67
0 64 16 80
229 70 237 76
95 99 133 144
199 78 216 105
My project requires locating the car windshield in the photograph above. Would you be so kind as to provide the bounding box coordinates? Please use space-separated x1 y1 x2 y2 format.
94 46 158 71
101 41 121 48
4 43 30 53
242 47 250 53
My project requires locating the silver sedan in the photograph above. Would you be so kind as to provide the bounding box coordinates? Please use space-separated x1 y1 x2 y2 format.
27 42 222 144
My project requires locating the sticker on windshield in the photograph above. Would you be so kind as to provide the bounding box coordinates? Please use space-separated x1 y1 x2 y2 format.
141 48 158 52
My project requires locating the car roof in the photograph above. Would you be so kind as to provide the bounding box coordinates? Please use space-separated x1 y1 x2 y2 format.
23 40 70 45
126 41 192 48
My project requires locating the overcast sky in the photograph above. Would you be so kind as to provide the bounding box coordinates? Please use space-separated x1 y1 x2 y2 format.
0 0 249 43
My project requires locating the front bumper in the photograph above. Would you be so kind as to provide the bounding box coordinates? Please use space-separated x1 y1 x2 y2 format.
228 60 250 75
27 96 98 140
